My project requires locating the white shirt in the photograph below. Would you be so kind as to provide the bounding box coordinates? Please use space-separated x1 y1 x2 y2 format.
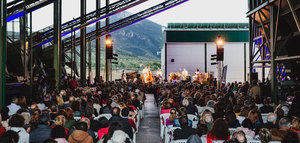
237 116 246 125
10 127 29 143
7 103 21 116
37 103 47 111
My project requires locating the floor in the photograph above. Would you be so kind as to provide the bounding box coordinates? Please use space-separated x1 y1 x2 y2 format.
136 94 162 143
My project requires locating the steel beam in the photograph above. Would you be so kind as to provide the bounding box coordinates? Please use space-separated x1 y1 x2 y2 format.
30 12 33 95
105 0 111 81
0 0 7 108
249 16 254 83
20 9 26 79
287 0 300 32
88 40 92 84
275 55 300 61
246 0 276 17
270 5 277 103
252 60 271 64
54 0 62 88
95 0 101 81
80 0 87 85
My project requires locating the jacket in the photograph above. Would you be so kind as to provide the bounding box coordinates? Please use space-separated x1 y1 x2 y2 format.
68 130 93 143
98 127 109 140
173 126 196 140
29 124 52 143
187 134 202 143
10 127 29 143
109 116 133 139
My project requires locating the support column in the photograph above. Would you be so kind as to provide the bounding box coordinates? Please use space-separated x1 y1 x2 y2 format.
54 0 62 88
80 0 87 85
249 17 254 83
270 5 277 103
204 43 207 73
95 0 101 81
0 0 7 108
244 43 247 82
105 0 111 81
30 12 33 94
88 40 92 84
20 9 27 79
262 46 265 83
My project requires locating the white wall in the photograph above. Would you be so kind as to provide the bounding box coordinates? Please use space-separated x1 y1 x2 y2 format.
165 42 250 82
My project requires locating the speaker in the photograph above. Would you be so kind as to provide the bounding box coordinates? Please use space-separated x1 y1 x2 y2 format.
171 59 174 62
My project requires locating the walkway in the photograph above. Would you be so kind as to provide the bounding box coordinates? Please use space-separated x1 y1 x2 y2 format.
136 94 162 143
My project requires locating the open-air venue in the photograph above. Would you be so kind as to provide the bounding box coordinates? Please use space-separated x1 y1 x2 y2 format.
0 0 299 143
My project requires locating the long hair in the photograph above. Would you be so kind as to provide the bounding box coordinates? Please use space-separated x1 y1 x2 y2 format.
103 122 122 143
168 108 177 123
208 118 230 140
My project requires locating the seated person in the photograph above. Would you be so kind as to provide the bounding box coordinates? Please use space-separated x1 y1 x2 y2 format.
187 124 208 143
207 118 230 143
166 108 177 126
173 116 196 140
161 101 172 114
174 107 192 127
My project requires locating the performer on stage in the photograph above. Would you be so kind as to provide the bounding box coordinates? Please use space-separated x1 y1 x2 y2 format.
181 68 189 81
122 70 127 82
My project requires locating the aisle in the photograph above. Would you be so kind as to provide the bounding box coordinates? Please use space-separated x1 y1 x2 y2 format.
136 94 162 143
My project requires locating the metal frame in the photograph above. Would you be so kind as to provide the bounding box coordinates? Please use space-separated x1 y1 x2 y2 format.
248 0 300 103
54 0 62 88
80 0 86 85
0 0 7 108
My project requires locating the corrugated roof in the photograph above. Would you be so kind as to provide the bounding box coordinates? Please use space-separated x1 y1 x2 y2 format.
166 23 249 31
165 23 249 42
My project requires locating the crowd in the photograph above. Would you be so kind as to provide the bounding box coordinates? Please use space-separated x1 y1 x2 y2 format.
0 77 148 143
0 75 299 143
157 80 300 143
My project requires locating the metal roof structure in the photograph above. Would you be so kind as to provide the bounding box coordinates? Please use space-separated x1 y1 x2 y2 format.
165 23 249 42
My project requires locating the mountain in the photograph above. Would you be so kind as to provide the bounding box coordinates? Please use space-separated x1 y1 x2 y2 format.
87 11 163 59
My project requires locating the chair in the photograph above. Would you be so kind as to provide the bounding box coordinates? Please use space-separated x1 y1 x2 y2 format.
164 126 180 143
187 114 199 128
212 140 225 143
200 135 207 143
94 114 112 120
246 135 254 140
247 140 261 143
228 128 236 135
261 113 269 123
171 139 187 143
132 128 136 143
160 113 170 139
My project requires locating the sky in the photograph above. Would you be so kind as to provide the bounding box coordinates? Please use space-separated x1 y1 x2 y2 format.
7 0 249 31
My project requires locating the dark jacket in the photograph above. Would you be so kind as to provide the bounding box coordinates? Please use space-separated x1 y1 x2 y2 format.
173 126 197 140
260 105 274 113
29 124 52 143
186 105 198 115
109 116 133 139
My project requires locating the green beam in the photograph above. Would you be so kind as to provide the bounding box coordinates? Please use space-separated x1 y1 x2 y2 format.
95 0 101 80
54 0 62 88
0 0 7 108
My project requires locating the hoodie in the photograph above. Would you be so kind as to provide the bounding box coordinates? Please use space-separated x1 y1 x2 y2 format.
68 130 93 143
